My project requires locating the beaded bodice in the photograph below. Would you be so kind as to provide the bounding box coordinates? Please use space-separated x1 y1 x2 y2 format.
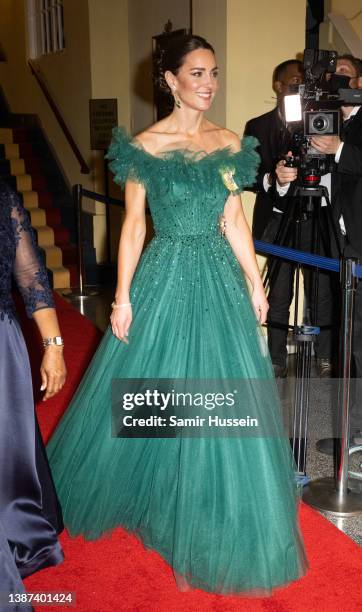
106 127 259 239
0 180 54 321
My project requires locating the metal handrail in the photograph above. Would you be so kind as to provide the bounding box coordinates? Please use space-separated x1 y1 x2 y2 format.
71 185 129 295
28 59 90 174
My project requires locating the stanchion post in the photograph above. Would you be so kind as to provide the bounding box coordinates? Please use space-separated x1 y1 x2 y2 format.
104 157 112 264
336 258 357 499
65 184 98 300
73 183 85 294
302 256 362 515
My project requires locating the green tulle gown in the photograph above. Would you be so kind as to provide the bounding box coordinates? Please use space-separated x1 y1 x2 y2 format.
47 127 308 595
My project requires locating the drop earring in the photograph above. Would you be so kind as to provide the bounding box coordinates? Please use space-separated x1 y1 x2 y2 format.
172 87 181 108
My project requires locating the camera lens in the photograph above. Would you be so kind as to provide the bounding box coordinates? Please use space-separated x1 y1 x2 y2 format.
312 115 328 131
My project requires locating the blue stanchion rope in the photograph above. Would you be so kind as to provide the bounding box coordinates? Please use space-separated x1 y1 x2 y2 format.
254 239 362 280
77 187 362 280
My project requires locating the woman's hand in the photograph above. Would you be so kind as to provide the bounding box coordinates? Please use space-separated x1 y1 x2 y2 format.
40 347 67 401
111 305 133 344
251 283 269 325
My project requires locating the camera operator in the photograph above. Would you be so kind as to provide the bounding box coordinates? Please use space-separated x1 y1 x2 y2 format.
244 60 303 243
308 54 362 451
278 54 362 450
244 59 335 378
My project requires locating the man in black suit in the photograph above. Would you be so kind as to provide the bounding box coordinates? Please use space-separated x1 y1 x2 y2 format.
308 54 362 446
244 60 335 378
244 60 303 240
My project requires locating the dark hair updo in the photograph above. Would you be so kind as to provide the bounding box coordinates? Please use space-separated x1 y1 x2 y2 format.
154 34 215 95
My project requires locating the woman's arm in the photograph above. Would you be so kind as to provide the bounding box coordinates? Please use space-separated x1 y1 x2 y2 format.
10 191 66 400
222 194 268 323
220 131 268 323
111 180 147 342
32 309 66 400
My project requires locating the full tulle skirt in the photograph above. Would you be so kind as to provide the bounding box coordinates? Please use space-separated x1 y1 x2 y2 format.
48 234 308 594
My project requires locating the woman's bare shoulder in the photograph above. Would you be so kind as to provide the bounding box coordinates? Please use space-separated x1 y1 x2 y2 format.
133 120 170 154
203 122 241 152
219 128 241 152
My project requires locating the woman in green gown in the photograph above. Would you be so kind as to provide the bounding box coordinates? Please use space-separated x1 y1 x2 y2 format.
47 35 308 594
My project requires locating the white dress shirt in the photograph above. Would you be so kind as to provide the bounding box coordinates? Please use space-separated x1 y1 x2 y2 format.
263 106 361 229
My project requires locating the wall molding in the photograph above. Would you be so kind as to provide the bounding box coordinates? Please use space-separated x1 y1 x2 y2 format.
328 13 362 57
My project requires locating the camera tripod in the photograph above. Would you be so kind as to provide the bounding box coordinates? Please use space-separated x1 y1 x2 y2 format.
264 180 341 478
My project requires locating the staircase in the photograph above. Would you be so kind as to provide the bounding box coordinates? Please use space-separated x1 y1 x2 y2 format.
0 124 78 289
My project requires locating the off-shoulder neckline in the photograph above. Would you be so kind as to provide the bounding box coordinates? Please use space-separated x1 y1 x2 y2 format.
114 127 243 163
132 139 240 162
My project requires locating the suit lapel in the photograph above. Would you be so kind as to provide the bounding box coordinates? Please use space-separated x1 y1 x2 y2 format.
343 106 362 142
269 108 289 163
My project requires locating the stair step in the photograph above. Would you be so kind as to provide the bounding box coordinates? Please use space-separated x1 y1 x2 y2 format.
10 158 26 176
4 143 20 159
34 225 54 247
11 127 31 143
45 208 61 225
0 157 43 176
0 128 13 144
16 174 32 191
24 158 42 173
53 225 70 245
41 245 64 268
18 143 34 157
0 121 82 291
50 266 71 290
60 243 78 265
37 191 53 208
27 207 46 226
21 190 39 208
30 174 47 191
27 209 64 234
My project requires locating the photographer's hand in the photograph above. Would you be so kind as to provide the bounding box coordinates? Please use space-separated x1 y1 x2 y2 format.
310 135 341 154
275 151 298 187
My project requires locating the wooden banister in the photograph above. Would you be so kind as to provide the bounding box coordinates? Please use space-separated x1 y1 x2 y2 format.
28 59 90 174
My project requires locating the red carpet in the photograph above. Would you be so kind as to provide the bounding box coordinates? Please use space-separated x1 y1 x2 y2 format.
23 295 362 611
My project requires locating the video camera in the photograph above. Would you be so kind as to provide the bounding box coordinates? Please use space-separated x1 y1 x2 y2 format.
283 49 362 188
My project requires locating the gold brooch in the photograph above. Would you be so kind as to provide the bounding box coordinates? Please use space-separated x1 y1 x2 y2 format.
219 167 239 193
218 214 227 237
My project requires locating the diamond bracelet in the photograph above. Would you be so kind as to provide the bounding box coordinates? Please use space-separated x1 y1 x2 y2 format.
111 301 132 309
43 336 64 347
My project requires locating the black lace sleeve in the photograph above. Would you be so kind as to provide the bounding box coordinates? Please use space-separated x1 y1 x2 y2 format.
10 190 55 317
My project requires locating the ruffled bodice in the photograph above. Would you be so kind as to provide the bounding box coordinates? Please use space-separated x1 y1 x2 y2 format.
106 127 259 238
0 180 54 320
